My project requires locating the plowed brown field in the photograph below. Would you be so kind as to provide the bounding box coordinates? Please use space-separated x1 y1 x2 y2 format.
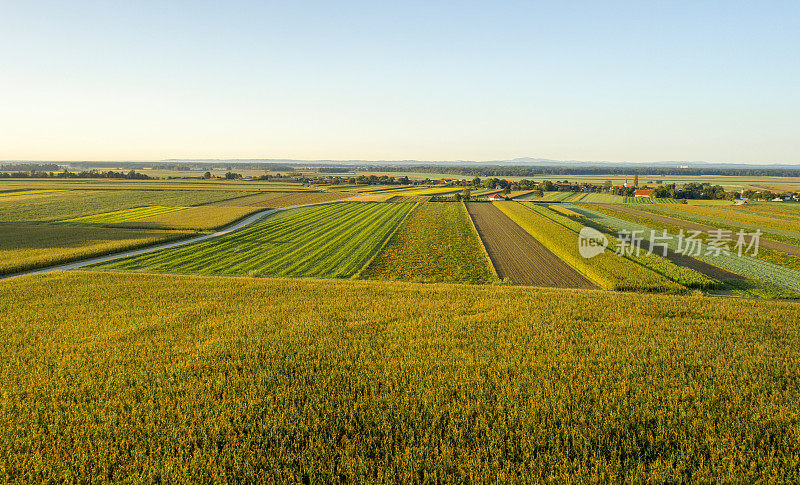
466 203 595 288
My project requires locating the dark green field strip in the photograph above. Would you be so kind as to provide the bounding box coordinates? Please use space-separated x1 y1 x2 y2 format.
631 203 800 243
95 202 415 278
0 189 248 222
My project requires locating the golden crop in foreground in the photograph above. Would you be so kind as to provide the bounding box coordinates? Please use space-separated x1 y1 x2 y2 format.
0 272 799 482
0 224 192 275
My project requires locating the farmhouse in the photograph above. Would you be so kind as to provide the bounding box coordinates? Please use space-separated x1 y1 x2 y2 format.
634 188 654 198
487 193 505 201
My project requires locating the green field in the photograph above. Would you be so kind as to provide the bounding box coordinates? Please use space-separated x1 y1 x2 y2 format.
494 201 686 293
0 189 62 197
95 202 415 278
1 272 798 482
0 224 192 275
0 189 249 222
63 205 188 224
361 202 495 283
529 203 717 290
570 204 800 294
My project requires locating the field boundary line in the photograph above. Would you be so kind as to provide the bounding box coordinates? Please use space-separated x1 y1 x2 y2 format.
0 196 359 281
463 202 500 282
353 202 420 280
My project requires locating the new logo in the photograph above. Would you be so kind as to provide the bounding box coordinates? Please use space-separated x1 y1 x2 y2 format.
578 227 608 259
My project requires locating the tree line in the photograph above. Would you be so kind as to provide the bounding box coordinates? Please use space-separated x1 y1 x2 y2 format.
0 169 151 180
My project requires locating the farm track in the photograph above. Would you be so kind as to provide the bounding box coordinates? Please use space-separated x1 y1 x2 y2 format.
606 205 800 257
0 197 356 281
465 203 595 288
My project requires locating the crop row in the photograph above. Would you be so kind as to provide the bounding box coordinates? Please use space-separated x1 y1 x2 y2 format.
0 189 61 197
493 201 685 293
110 206 261 231
96 202 415 278
629 203 800 248
570 204 800 292
0 189 247 222
5 272 800 481
725 202 800 221
0 224 192 275
548 205 584 219
360 202 494 284
536 204 717 290
63 205 188 224
663 203 800 235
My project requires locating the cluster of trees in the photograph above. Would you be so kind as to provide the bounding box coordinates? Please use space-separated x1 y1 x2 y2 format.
0 169 151 180
741 189 797 201
652 183 729 200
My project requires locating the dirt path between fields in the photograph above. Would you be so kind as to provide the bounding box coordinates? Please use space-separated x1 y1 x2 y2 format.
606 205 800 257
466 203 596 288
0 197 356 281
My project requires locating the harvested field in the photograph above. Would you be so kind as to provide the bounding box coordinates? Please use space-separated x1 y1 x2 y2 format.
465 203 595 288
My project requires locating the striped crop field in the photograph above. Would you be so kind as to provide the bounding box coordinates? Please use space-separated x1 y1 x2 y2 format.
0 189 247 222
211 191 291 206
349 193 396 202
494 201 685 293
467 203 596 288
629 204 800 244
579 193 625 203
62 206 188 224
622 196 655 204
214 191 352 208
536 203 717 290
548 205 584 218
540 191 574 202
361 202 495 284
0 224 192 275
726 202 800 222
570 204 800 294
386 195 431 203
563 192 587 202
0 189 61 197
95 202 415 278
401 187 462 196
665 203 800 236
110 206 261 231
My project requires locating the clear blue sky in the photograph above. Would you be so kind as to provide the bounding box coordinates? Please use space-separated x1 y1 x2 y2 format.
1 1 798 163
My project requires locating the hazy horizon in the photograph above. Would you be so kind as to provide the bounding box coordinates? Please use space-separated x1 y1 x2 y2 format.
2 1 798 164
